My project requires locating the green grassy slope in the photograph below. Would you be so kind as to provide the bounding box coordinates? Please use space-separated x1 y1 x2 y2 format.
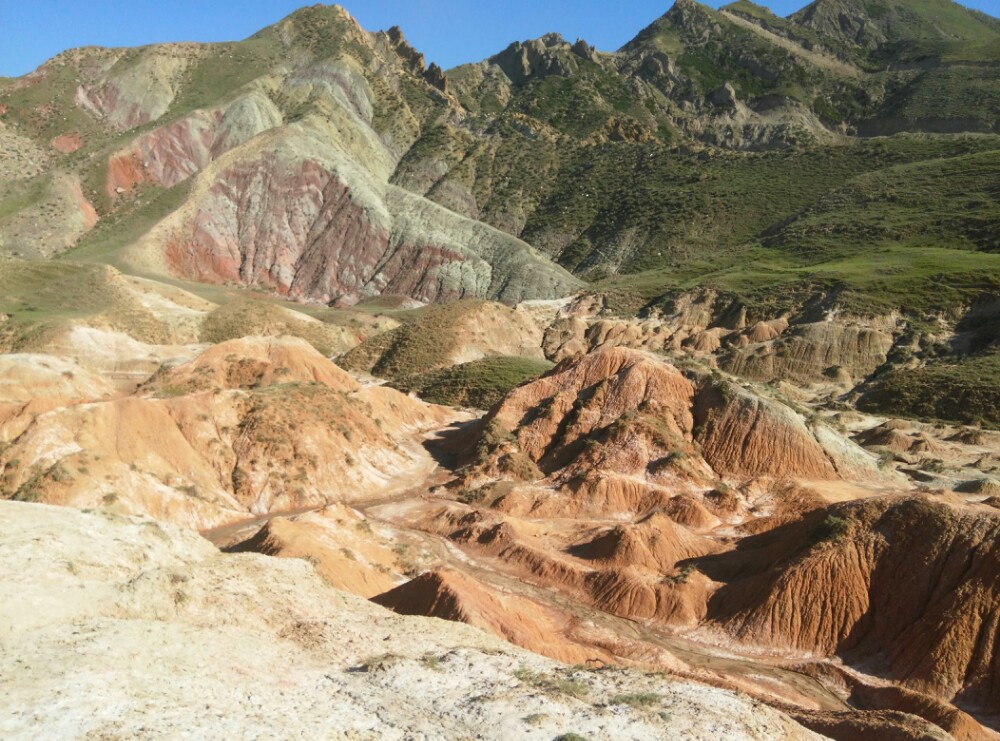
389 356 554 409
791 0 1000 59
859 350 1000 428
729 145 1000 315
339 302 494 378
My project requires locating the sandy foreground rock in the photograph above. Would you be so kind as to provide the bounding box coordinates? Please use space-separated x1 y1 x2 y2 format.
0 501 823 740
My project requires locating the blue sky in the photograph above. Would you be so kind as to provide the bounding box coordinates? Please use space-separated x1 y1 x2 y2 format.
2 0 998 77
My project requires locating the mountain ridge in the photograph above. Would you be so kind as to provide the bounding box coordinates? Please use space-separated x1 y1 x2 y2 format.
2 0 1000 424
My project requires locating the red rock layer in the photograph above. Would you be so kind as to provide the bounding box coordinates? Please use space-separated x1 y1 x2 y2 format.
474 348 844 486
694 380 837 480
162 155 476 305
106 111 224 197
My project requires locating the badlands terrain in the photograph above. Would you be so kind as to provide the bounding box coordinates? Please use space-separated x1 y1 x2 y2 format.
2 0 1000 739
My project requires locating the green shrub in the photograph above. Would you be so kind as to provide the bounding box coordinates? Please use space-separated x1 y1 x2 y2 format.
810 514 851 543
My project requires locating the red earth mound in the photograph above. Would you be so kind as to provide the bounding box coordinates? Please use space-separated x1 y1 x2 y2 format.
371 568 600 664
469 349 871 491
51 132 83 153
704 495 1000 716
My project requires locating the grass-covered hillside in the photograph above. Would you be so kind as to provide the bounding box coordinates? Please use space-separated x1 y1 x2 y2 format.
2 0 996 325
390 356 555 410
397 0 1000 317
859 350 1000 429
2 0 1000 427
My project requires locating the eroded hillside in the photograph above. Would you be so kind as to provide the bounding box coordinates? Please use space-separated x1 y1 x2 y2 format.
3 1 1000 738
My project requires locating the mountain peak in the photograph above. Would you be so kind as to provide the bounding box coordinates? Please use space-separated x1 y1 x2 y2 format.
665 0 720 23
621 0 723 54
721 1 779 19
282 3 359 28
487 32 591 84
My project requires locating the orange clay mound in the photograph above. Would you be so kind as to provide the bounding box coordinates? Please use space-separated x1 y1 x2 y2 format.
225 504 402 598
468 348 868 495
704 495 1000 716
855 421 944 455
684 327 729 354
569 512 719 573
583 566 712 627
732 481 828 535
142 335 359 395
1 340 449 529
496 477 725 529
745 318 788 344
463 520 589 591
659 494 722 531
851 685 994 741
439 506 714 628
371 568 599 664
957 479 1000 499
950 428 988 446
490 475 678 519
693 379 837 480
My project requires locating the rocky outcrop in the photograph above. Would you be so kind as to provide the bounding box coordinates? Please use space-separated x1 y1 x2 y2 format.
543 315 678 362
791 0 887 49
723 321 895 385
489 34 580 85
384 26 448 93
423 62 448 93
